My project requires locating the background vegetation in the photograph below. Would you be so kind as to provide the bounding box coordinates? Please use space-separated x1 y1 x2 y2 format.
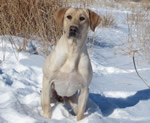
0 0 150 61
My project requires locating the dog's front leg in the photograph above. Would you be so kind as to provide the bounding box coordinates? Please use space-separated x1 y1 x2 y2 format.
77 88 89 121
41 76 52 118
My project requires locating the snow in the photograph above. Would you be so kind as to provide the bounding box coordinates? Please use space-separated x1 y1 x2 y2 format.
1 4 150 123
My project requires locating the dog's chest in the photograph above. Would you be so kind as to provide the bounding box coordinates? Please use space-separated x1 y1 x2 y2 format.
54 71 83 97
60 58 76 73
60 49 79 73
52 40 89 97
53 55 84 97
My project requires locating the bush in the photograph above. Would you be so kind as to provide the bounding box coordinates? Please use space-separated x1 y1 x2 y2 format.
122 9 150 61
0 0 63 55
101 14 117 28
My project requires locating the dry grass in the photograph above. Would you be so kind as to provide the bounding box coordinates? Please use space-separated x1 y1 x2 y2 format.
64 0 93 7
120 9 150 61
115 0 150 9
0 0 118 61
0 0 64 57
65 0 150 10
101 14 117 28
116 0 150 2
1 0 149 62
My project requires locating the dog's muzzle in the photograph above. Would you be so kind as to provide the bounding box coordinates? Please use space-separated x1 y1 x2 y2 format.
69 26 79 38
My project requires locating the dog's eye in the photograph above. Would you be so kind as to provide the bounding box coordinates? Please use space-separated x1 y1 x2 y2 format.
67 15 72 20
80 17 85 21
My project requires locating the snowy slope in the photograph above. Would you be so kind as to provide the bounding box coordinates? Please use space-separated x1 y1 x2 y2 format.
1 5 150 123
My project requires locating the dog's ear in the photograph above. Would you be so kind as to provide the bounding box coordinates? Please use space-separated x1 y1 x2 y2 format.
88 9 101 32
55 7 69 27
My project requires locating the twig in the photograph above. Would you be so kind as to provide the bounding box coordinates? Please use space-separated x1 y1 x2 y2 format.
132 51 150 88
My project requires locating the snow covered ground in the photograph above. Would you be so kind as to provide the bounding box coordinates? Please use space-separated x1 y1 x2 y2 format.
0 4 150 123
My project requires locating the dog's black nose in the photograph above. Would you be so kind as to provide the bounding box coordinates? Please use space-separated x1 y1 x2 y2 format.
69 26 78 37
70 26 78 33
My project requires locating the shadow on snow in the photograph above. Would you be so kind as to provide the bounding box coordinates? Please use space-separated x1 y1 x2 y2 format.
89 89 150 116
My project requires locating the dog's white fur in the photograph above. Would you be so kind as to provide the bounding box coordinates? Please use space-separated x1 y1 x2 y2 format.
41 8 101 121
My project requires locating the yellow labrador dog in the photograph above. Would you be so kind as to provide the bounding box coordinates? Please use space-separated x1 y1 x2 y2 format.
41 7 101 121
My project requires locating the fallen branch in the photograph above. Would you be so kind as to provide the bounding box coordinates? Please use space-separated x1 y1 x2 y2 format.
133 51 150 88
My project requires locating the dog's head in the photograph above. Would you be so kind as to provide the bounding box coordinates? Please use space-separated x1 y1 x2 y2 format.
55 8 101 40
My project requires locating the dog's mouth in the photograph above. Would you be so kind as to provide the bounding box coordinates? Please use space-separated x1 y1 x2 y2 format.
69 32 78 38
68 26 79 38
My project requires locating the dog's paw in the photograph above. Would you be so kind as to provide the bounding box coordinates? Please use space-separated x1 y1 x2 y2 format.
43 112 51 119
